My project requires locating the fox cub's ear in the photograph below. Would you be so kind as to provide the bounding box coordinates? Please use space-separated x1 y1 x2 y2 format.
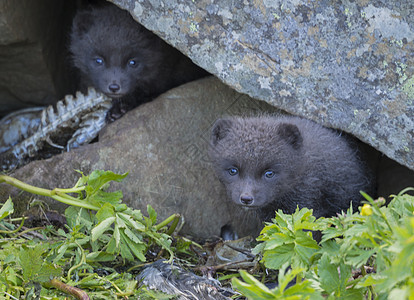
71 10 95 37
210 118 233 146
276 123 303 150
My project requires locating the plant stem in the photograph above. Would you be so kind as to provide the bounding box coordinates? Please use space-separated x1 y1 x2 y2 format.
0 175 99 211
155 213 180 232
8 217 28 222
52 187 86 194
0 217 24 234
15 227 45 238
67 240 87 281
166 214 181 235
97 275 124 294
1 175 52 197
361 266 376 298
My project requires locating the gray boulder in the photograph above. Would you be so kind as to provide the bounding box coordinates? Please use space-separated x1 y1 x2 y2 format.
0 0 73 116
0 77 275 239
110 0 414 170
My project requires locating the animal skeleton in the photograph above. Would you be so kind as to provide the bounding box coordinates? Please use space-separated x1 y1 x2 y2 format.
0 88 112 170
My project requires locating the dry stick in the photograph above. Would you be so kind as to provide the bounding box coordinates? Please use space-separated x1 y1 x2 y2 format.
224 243 256 259
194 259 253 273
48 278 90 300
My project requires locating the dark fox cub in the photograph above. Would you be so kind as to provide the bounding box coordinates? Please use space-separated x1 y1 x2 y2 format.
70 4 208 117
209 115 374 221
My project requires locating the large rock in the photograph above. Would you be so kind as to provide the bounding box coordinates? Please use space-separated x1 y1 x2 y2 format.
0 0 74 117
110 0 414 170
0 77 277 239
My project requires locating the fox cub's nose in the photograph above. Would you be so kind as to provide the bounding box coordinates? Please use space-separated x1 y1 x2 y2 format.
109 83 120 93
240 194 254 205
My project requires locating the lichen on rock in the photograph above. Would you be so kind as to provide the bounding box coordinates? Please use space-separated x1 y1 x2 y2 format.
111 0 414 170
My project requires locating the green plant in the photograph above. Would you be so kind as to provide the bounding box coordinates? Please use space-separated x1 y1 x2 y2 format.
233 189 414 299
0 170 181 298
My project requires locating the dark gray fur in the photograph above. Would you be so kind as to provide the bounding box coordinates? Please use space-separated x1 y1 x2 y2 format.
209 116 373 220
70 4 207 109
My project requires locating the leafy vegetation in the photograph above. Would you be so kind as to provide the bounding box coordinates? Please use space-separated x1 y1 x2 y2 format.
233 189 414 299
1 170 413 299
0 170 180 298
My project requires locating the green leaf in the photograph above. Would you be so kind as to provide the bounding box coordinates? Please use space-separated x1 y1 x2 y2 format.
115 203 128 212
279 264 321 299
119 240 134 261
82 170 128 207
233 267 320 300
147 205 157 226
91 216 115 242
106 236 118 255
19 245 46 281
338 260 353 293
0 197 13 220
321 226 345 242
262 233 293 250
338 288 365 300
277 263 302 292
124 227 143 244
88 190 124 206
262 244 294 270
86 251 116 262
116 214 127 228
118 212 145 231
319 240 341 262
318 253 340 295
344 248 375 268
292 207 315 229
37 263 62 283
86 170 128 193
113 223 121 248
52 244 69 264
123 233 146 262
388 288 410 300
357 273 386 288
284 280 319 298
1 266 21 286
257 223 281 240
256 207 321 270
318 253 358 298
88 170 127 186
65 206 93 230
19 245 62 283
232 270 277 300
130 208 144 220
150 232 173 257
96 203 115 222
251 242 265 256
294 231 320 263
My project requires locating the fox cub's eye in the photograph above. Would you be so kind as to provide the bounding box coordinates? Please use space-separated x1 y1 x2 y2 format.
264 170 275 178
228 167 239 176
94 57 104 65
128 59 138 67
